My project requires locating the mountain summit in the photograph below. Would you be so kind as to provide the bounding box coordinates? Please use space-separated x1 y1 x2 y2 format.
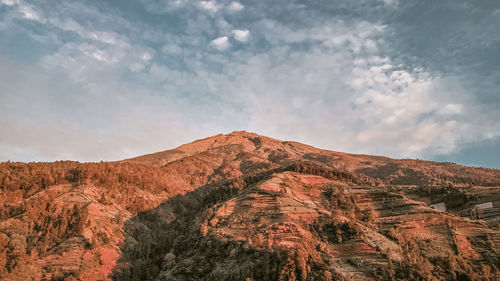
0 132 499 280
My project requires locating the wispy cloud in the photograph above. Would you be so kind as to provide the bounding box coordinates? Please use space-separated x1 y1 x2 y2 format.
210 36 230 50
228 2 244 11
0 0 499 167
232 29 249 42
199 1 221 12
1 0 45 22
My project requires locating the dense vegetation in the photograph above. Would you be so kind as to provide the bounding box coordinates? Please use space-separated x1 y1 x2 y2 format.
0 133 499 280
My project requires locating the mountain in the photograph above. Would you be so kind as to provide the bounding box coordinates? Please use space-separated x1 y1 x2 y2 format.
0 131 499 280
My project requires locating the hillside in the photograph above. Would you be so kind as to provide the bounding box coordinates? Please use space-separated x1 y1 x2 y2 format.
0 131 499 280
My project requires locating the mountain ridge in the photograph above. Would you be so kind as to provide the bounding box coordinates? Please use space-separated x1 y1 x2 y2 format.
125 131 393 168
125 130 496 169
0 132 499 280
125 131 500 188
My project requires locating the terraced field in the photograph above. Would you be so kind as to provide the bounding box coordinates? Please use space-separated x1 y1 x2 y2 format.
0 132 498 280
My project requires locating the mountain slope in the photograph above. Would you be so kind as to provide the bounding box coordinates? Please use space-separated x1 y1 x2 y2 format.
0 131 499 280
126 131 500 187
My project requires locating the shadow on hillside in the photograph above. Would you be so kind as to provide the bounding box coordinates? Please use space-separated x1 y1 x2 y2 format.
109 178 298 281
109 162 370 280
106 161 500 281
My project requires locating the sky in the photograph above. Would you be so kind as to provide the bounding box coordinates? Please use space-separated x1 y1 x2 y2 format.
0 0 499 168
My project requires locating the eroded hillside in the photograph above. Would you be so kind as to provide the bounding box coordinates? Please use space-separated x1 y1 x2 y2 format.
0 131 499 280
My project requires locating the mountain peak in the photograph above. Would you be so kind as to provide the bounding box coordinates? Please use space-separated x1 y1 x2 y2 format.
125 131 276 167
1 133 499 280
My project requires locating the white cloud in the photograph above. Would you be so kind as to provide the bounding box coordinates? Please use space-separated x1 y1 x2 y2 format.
18 4 42 21
162 44 183 54
440 104 463 116
210 36 230 50
228 2 244 11
141 51 153 61
129 63 146 72
140 0 188 13
192 20 497 159
0 0 18 6
0 56 198 162
34 12 498 159
382 0 398 6
47 17 130 48
1 0 499 165
199 1 221 12
232 29 249 42
1 0 45 22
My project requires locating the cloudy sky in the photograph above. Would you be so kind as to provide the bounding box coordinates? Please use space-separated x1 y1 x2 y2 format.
0 0 499 168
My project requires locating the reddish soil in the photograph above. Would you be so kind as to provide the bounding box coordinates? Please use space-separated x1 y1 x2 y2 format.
0 131 498 280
